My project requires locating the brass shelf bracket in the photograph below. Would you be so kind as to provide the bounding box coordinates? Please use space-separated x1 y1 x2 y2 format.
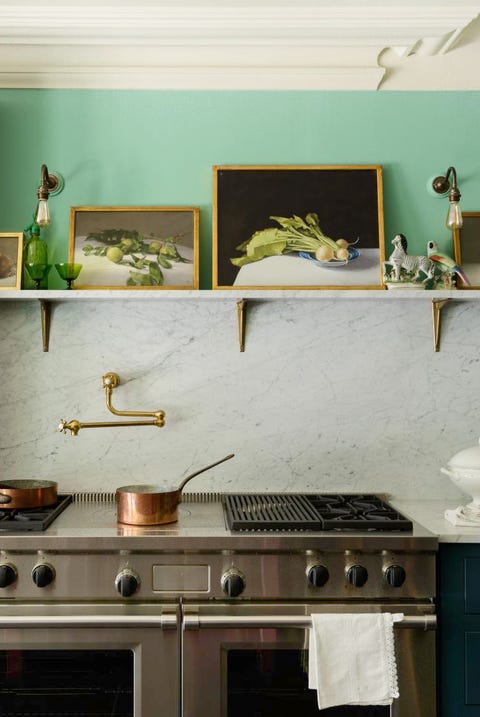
39 299 51 352
59 371 166 435
237 298 247 352
432 298 451 352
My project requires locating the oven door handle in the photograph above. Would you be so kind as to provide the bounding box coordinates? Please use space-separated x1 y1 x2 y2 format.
0 614 178 629
183 614 436 631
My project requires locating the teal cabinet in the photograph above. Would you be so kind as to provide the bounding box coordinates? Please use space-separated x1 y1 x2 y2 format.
439 544 480 716
465 633 480 705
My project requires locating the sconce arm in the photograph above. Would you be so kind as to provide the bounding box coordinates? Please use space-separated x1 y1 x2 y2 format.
37 164 64 200
445 166 457 185
432 166 461 201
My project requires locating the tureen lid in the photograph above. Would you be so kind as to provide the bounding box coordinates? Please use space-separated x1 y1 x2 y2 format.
447 438 480 470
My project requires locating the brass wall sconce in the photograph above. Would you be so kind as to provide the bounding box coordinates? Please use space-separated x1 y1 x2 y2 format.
35 164 65 227
59 372 166 436
431 166 463 230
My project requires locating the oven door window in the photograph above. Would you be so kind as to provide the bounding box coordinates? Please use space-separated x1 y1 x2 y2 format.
0 649 133 716
227 648 390 717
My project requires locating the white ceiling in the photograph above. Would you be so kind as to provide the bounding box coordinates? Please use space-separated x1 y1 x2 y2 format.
0 2 478 89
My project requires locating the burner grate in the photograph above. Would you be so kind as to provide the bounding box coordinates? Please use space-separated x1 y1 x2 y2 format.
223 494 413 532
0 495 73 532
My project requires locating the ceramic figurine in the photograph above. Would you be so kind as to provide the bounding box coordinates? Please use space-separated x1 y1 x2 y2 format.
383 234 434 286
427 240 471 286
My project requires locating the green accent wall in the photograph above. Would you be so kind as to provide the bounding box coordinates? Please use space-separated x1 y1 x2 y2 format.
1 90 478 288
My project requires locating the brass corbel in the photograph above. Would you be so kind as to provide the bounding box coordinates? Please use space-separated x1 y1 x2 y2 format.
432 298 451 352
237 298 247 352
39 299 51 352
59 372 166 435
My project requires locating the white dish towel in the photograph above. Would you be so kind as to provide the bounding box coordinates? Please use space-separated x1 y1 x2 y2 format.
308 612 403 710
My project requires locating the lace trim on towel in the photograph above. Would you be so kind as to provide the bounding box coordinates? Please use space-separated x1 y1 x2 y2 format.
383 613 401 699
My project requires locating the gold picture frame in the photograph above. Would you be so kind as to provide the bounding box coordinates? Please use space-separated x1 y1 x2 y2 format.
0 232 23 290
453 212 480 289
69 206 199 290
212 165 385 290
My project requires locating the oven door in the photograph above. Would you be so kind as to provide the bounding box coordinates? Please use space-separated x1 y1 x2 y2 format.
0 603 179 717
182 604 435 717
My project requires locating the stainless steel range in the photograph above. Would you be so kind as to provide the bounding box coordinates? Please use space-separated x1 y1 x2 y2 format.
0 492 437 717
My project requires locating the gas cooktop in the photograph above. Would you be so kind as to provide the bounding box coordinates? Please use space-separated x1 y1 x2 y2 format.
0 495 72 532
223 493 414 532
0 492 436 555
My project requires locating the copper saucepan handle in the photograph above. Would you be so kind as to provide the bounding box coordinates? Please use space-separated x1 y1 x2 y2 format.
178 453 235 492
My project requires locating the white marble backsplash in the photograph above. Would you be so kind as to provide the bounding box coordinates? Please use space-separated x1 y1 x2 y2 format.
1 297 478 500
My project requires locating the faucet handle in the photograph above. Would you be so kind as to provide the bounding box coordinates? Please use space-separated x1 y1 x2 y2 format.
58 419 80 436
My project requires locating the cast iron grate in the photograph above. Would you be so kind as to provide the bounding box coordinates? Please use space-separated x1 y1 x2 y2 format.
223 494 413 532
0 494 73 532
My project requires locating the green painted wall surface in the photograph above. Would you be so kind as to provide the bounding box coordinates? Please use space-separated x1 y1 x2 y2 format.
1 90 478 289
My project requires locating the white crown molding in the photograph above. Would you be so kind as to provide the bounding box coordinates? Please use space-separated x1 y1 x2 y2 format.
0 4 477 89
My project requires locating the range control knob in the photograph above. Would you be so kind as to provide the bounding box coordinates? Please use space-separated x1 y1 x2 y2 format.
0 563 17 588
307 565 330 588
384 564 406 588
346 564 368 588
115 569 141 598
221 569 245 598
32 563 55 588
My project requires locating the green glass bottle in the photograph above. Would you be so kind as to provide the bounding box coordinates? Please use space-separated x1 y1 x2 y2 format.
23 222 48 289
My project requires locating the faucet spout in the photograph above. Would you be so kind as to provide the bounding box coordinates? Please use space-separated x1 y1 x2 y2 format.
58 372 166 437
59 417 165 435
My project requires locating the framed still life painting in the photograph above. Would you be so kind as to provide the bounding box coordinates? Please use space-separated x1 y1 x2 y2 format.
69 206 199 289
212 165 385 290
0 232 23 290
453 212 480 289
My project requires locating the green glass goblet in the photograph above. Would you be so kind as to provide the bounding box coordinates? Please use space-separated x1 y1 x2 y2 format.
55 263 83 290
25 262 52 290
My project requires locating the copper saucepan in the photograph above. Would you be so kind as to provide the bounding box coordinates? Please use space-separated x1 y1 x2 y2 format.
116 453 234 526
0 480 58 509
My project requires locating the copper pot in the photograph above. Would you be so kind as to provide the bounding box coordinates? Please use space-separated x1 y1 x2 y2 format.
0 480 58 509
116 454 234 526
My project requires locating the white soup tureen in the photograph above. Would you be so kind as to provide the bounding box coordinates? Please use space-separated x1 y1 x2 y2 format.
442 437 480 519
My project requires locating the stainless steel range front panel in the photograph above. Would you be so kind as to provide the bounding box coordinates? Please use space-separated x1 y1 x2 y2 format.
0 550 435 601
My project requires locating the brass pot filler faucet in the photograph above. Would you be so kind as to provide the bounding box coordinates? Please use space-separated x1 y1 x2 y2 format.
58 372 166 436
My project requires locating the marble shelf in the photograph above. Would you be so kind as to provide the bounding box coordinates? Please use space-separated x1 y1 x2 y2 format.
1 288 479 352
2 288 480 300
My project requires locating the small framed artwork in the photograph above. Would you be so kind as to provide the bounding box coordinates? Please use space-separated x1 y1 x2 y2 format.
69 206 199 289
0 232 23 290
453 212 480 289
212 165 385 290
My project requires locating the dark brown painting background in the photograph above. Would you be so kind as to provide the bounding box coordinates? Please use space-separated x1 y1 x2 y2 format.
215 167 381 286
458 215 480 264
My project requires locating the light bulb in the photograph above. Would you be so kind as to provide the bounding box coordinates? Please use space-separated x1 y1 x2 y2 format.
446 201 463 230
35 198 51 227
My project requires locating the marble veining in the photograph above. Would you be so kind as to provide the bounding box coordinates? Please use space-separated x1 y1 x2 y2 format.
1 297 479 500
